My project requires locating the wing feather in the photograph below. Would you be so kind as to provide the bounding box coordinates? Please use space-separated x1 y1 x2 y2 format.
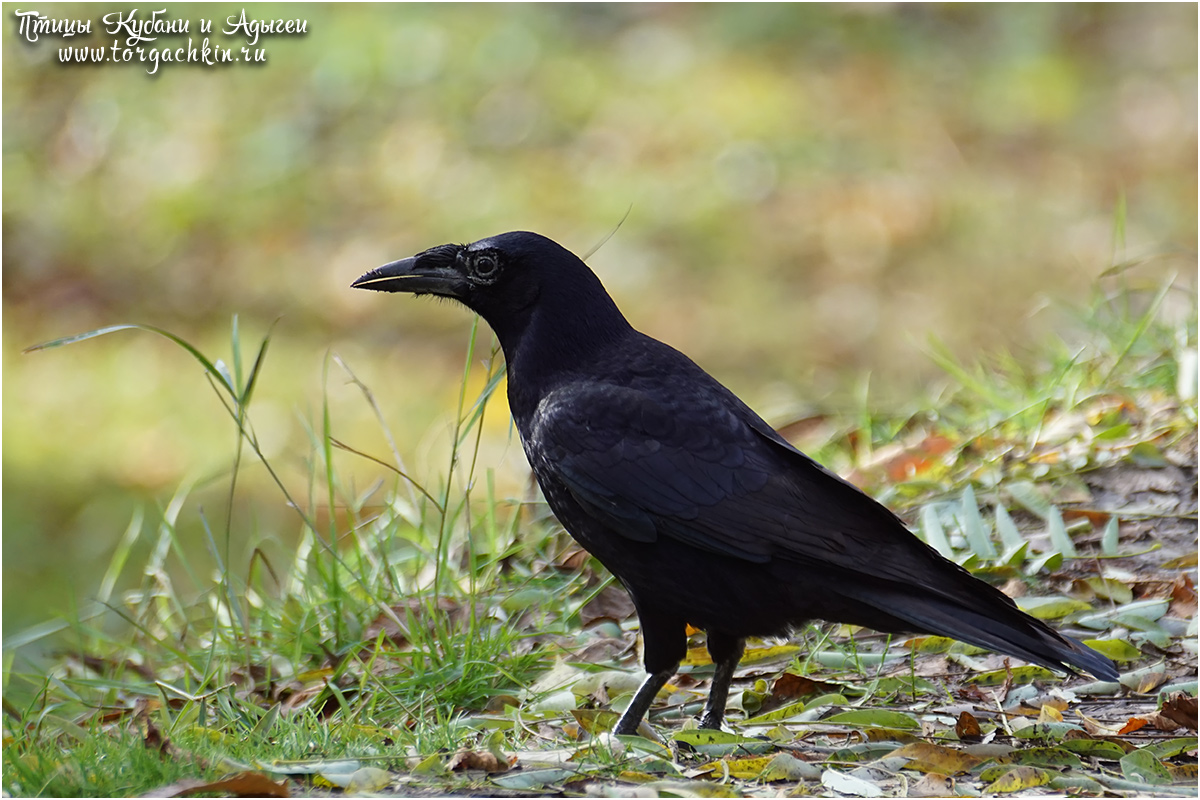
529 379 955 586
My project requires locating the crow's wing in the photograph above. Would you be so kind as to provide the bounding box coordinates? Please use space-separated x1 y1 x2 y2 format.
527 379 943 580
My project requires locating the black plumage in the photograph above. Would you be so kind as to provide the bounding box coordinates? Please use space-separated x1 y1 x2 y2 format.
353 231 1119 735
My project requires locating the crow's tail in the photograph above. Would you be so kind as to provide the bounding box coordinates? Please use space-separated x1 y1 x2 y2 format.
838 583 1120 681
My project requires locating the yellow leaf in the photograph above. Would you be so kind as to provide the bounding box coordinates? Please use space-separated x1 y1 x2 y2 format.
345 767 395 793
905 636 954 654
740 644 803 665
1015 596 1092 619
888 741 981 775
570 708 619 735
1167 763 1199 782
1081 638 1140 663
698 755 774 779
985 766 1053 792
966 665 1056 685
1009 747 1083 769
673 729 763 746
1083 577 1133 604
742 700 807 725
1037 704 1063 723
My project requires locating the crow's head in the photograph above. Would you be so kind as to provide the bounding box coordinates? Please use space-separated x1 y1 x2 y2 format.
353 231 628 356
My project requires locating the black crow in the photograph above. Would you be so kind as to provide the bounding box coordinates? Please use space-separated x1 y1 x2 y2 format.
352 231 1119 735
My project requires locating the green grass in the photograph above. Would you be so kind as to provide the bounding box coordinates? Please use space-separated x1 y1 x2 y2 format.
3 275 1196 796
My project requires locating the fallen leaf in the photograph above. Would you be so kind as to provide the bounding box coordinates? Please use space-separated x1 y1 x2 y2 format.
1060 736 1133 757
759 752 821 781
674 730 763 747
771 671 836 702
1080 638 1141 663
410 753 448 776
888 741 981 775
1118 717 1151 735
1119 748 1172 784
1076 576 1134 604
1008 746 1083 769
556 548 590 572
1137 670 1170 694
955 710 982 741
1169 573 1197 618
742 699 807 724
908 772 954 797
579 585 636 626
144 771 290 798
1014 596 1092 619
1075 710 1125 737
697 755 775 779
824 709 921 730
570 708 620 735
821 768 882 797
492 769 580 790
905 636 955 654
448 749 510 773
1037 704 1064 723
1167 763 1199 782
143 719 169 755
484 694 520 713
966 665 1055 686
984 766 1052 793
321 767 393 793
738 644 803 665
1158 693 1198 731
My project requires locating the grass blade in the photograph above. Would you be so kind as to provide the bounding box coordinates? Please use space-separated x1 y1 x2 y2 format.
959 485 998 560
1046 506 1078 558
920 504 954 558
24 324 235 396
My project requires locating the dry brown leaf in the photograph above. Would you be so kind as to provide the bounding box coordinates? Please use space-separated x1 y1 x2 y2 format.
909 772 955 797
143 719 169 755
1117 717 1151 735
753 672 838 716
955 710 982 741
142 771 290 798
1157 693 1198 731
1062 508 1112 526
1169 573 1197 619
447 749 511 774
556 547 590 572
579 585 636 627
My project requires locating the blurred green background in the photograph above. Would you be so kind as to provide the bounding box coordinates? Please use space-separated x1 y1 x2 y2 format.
3 4 1196 636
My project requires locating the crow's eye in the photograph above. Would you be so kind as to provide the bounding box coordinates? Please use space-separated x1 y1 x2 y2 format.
472 253 501 281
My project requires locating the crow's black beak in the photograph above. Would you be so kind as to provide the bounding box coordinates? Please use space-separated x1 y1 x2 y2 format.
351 256 467 298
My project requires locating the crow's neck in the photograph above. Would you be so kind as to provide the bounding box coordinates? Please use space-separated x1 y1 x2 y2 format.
494 299 633 426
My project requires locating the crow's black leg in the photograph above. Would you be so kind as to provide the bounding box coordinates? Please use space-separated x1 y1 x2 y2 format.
612 604 687 735
698 632 744 730
613 669 673 735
